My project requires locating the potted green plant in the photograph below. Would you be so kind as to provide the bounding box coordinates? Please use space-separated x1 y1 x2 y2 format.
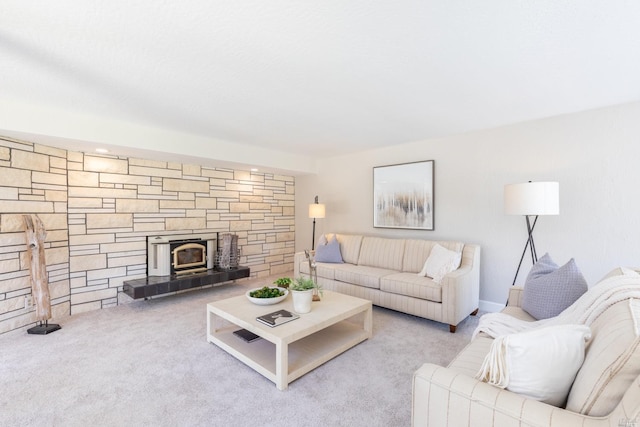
290 277 317 313
272 277 292 289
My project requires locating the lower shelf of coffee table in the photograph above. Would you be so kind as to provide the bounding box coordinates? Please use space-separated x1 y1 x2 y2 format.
208 319 368 386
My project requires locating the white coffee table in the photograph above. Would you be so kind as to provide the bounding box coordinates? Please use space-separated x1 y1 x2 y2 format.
206 290 373 390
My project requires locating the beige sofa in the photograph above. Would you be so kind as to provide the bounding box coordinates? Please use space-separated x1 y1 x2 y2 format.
412 281 640 427
293 233 480 332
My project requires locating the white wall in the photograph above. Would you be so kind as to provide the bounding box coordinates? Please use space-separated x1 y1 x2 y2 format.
295 101 640 308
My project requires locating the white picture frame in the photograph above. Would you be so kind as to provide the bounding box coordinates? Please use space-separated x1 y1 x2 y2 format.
373 160 434 230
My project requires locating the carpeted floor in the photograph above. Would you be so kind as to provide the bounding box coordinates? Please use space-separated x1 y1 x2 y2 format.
0 276 479 427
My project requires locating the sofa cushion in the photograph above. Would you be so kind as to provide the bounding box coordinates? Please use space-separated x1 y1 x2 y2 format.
402 239 436 273
314 236 343 263
298 260 336 280
333 234 363 265
522 253 588 320
402 239 464 273
380 273 442 303
476 324 591 407
357 237 405 271
565 298 640 416
334 264 397 289
418 244 462 283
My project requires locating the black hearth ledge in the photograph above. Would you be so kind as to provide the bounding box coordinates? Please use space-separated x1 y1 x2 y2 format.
123 266 250 300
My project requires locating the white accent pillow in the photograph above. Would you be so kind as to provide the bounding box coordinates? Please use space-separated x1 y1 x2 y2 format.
476 324 592 407
418 244 462 283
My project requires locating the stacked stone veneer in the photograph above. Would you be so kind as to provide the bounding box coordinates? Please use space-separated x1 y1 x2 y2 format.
0 137 295 334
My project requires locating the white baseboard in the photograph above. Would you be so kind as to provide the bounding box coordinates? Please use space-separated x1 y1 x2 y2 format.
479 299 505 313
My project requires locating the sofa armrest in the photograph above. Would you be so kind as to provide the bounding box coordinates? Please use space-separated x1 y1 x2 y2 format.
507 286 524 307
439 244 480 326
412 363 624 427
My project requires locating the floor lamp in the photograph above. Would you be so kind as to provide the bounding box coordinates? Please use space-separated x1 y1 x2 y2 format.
308 196 325 250
504 181 559 286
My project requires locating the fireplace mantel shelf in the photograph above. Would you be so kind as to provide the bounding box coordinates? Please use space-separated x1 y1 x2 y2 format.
122 266 250 300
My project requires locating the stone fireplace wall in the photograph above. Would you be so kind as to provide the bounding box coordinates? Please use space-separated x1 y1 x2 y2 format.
0 137 295 334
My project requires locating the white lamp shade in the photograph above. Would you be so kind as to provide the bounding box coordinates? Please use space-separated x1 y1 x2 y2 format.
504 182 559 215
308 203 326 219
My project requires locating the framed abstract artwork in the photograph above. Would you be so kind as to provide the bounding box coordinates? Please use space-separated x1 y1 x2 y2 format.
373 160 434 230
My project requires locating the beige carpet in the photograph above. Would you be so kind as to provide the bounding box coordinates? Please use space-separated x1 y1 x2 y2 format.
0 276 479 427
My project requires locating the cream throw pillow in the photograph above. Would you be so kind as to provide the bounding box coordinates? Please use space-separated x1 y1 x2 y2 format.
418 244 461 283
476 324 591 407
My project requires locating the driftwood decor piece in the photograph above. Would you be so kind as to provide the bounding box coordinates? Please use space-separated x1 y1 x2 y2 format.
23 214 61 335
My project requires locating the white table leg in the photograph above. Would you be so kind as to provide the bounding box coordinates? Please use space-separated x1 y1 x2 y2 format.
364 305 373 338
206 308 223 340
275 341 288 390
206 308 213 339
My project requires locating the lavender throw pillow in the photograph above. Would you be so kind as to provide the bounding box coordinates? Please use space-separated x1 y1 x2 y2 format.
522 253 588 320
314 236 343 263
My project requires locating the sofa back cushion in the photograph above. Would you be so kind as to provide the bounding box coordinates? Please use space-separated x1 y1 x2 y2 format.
333 234 363 265
402 239 465 273
357 237 405 271
565 298 640 416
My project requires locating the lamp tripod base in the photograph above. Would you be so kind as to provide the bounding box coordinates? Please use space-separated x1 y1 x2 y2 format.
511 215 539 287
27 321 61 335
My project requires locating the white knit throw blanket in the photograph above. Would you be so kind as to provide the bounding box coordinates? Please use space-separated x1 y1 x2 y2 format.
473 272 640 340
474 271 640 388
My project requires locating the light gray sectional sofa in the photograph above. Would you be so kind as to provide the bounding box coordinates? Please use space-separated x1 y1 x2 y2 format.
293 233 480 332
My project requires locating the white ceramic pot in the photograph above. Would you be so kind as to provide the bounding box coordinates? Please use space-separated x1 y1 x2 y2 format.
291 289 313 313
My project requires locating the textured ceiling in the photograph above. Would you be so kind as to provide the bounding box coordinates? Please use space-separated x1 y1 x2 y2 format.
2 1 640 173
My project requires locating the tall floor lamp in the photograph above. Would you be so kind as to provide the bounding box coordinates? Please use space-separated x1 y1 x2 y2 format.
308 196 326 250
504 181 559 286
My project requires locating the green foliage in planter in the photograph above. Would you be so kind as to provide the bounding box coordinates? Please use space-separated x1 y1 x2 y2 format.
272 277 292 288
291 276 316 291
291 277 323 297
